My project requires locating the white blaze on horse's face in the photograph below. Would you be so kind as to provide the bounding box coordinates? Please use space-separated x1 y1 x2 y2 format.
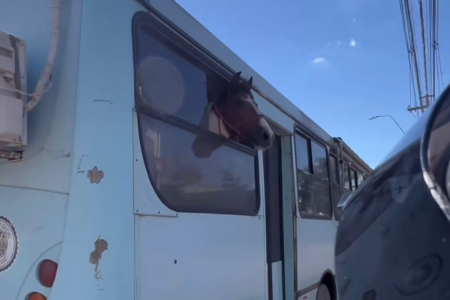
199 71 275 152
217 72 274 150
236 94 274 149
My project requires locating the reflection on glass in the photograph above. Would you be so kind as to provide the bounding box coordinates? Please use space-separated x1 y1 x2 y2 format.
311 141 329 180
295 134 310 173
137 27 227 125
330 155 339 185
357 172 364 186
297 172 332 218
139 113 259 215
343 162 351 191
351 169 357 190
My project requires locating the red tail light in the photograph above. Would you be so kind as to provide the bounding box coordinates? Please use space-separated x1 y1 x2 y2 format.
38 259 58 288
28 292 46 300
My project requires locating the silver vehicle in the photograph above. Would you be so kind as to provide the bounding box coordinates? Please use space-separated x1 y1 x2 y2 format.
335 83 450 299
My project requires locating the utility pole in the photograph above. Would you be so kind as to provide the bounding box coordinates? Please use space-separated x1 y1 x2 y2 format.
407 94 434 113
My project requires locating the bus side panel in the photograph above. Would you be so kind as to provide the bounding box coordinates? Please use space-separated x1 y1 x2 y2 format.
136 214 266 299
296 218 337 296
0 187 67 300
0 0 79 194
50 1 138 300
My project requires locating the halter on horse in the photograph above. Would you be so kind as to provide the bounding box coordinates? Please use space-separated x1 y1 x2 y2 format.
192 72 274 158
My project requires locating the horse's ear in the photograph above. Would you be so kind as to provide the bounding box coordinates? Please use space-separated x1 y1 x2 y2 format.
245 76 253 92
231 71 242 85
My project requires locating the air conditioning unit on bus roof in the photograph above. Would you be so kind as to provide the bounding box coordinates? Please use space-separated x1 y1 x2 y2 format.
0 30 27 159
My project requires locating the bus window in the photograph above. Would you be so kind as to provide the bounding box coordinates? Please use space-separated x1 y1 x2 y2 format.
311 141 328 180
351 169 357 190
295 133 332 219
134 23 259 216
330 154 343 220
329 155 339 185
357 172 364 186
343 162 351 191
295 134 311 173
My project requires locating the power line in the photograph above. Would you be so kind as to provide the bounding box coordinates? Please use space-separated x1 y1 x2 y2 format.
399 0 443 116
418 0 429 104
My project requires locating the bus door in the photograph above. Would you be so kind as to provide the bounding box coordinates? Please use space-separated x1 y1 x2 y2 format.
264 134 285 300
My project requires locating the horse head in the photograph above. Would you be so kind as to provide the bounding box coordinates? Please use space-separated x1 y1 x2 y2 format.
192 71 274 158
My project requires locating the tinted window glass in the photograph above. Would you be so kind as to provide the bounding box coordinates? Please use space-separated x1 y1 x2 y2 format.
138 113 259 215
351 169 357 190
343 162 351 191
311 141 328 180
295 134 332 219
134 17 259 216
295 134 310 173
297 172 332 218
329 155 339 185
357 172 364 186
136 26 227 125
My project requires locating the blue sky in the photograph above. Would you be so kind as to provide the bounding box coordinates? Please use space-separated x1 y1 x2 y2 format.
175 0 449 169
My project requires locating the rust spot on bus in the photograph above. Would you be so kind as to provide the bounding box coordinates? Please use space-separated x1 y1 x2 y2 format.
89 236 108 279
87 166 104 184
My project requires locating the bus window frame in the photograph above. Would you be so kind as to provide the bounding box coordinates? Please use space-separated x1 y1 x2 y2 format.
293 126 333 220
131 11 262 216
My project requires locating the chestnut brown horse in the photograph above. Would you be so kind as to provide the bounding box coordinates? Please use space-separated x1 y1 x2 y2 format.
192 71 274 157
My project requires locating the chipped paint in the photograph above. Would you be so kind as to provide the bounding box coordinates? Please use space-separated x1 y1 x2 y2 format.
89 236 108 280
87 166 104 184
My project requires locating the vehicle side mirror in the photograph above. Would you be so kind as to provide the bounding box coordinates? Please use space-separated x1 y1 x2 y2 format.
421 82 450 220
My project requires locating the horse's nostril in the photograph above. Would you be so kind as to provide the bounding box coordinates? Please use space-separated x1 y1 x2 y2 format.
262 131 270 141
